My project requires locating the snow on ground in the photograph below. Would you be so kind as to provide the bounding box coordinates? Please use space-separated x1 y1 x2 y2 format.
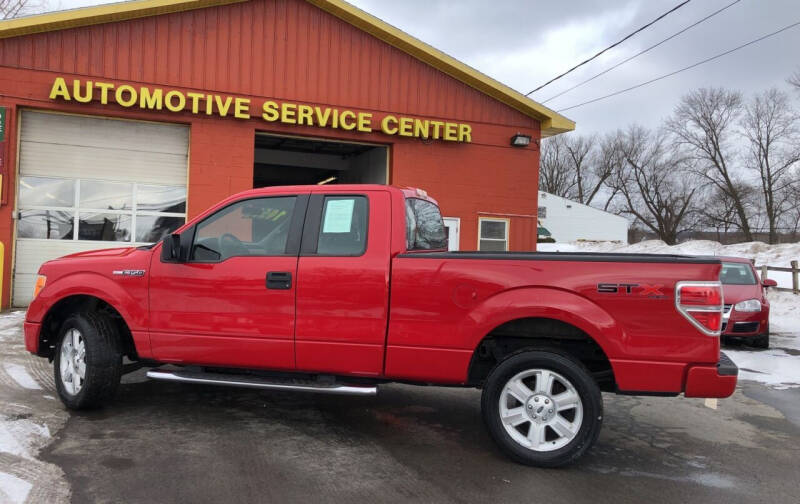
0 471 32 504
0 416 51 459
4 363 42 390
540 239 800 389
0 310 71 503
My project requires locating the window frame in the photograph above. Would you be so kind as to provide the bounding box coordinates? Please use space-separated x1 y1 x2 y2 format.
187 194 307 263
16 175 187 245
478 217 510 251
300 193 370 258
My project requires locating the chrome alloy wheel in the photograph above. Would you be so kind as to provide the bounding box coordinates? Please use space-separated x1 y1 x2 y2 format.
59 328 86 396
499 369 583 452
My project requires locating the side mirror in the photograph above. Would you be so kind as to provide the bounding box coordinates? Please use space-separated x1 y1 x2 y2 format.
160 233 186 263
762 278 778 288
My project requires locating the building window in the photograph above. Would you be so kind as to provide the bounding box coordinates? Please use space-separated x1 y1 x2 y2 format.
538 206 547 219
17 176 186 244
478 217 509 251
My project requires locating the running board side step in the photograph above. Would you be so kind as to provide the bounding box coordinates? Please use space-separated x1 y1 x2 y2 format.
146 369 377 396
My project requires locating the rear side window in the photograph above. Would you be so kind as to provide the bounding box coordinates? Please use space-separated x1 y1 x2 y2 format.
720 262 757 285
314 196 368 256
406 198 447 250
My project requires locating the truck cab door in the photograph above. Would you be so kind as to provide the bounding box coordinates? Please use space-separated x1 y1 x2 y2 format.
294 190 392 376
148 194 308 370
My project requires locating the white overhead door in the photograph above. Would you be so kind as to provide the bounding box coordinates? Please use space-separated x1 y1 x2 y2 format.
13 111 189 306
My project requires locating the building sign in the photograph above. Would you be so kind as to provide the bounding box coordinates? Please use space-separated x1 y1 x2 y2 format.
48 77 472 143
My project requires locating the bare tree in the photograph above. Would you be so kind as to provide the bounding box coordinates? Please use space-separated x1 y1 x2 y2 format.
539 133 614 207
788 183 800 241
666 88 754 241
608 126 697 245
1 0 46 19
789 68 800 91
539 135 577 198
741 88 800 243
594 134 623 211
698 183 757 239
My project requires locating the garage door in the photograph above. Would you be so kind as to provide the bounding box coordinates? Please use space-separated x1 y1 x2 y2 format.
13 111 189 306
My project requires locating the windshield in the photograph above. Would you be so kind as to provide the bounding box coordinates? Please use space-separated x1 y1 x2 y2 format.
405 198 447 250
720 262 757 285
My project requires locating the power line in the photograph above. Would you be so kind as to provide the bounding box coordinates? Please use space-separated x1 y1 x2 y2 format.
543 0 742 104
525 0 692 96
557 19 800 113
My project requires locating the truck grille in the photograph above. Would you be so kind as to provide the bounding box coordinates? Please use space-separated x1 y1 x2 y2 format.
721 304 733 332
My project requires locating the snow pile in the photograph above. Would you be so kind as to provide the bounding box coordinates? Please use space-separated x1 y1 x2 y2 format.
540 239 800 289
726 290 800 389
0 311 25 343
725 347 800 389
0 416 51 460
0 472 32 504
4 363 42 390
539 239 800 389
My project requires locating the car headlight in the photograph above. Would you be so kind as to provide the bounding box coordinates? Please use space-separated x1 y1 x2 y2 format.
33 275 47 299
734 299 761 312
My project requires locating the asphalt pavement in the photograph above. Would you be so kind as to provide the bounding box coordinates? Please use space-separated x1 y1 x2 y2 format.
2 306 798 504
37 367 800 504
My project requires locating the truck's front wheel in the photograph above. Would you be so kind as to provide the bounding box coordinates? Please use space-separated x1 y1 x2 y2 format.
481 350 603 467
54 312 123 410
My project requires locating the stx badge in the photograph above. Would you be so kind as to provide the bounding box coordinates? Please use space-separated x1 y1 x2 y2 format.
597 283 666 298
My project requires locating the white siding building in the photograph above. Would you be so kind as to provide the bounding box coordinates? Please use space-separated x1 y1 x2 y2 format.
537 192 628 243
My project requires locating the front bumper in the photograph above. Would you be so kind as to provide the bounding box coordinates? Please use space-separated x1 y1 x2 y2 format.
722 306 767 336
684 352 738 398
24 322 41 354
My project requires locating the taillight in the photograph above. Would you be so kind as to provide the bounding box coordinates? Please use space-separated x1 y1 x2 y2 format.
675 281 724 336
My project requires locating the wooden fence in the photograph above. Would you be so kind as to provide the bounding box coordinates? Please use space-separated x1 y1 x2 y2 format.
755 260 799 295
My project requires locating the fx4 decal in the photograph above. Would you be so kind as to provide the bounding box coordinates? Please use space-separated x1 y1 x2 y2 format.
597 283 666 298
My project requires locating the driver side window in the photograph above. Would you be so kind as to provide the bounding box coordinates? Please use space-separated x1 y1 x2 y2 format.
192 196 297 261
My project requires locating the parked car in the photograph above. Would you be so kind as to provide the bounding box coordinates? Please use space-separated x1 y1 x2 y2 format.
719 257 777 349
24 185 736 467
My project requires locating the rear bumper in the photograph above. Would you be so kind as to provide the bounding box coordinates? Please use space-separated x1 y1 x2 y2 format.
684 352 738 398
24 322 41 354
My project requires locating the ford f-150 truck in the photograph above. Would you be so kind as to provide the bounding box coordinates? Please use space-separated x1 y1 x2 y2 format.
24 184 737 467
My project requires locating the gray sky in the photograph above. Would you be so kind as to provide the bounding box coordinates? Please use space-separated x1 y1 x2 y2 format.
49 0 800 135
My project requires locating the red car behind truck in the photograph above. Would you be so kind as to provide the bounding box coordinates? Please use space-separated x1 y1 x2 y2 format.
719 257 776 348
23 185 737 467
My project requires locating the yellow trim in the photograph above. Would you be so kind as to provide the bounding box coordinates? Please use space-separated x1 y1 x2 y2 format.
0 0 247 39
0 0 574 136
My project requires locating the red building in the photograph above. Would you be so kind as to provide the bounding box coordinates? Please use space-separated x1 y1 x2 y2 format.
0 0 573 307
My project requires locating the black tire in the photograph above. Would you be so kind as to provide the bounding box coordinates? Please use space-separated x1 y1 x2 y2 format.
752 329 769 349
481 350 603 467
54 312 123 410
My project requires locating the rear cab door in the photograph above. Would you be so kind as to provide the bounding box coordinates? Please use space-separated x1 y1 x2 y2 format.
294 188 392 376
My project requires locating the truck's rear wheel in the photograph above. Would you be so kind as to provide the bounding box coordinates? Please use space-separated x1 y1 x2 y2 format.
54 312 123 410
481 350 602 467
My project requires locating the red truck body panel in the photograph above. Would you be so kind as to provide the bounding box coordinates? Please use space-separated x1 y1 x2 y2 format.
24 184 736 398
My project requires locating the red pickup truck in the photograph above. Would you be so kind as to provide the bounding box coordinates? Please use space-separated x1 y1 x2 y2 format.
24 184 736 467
